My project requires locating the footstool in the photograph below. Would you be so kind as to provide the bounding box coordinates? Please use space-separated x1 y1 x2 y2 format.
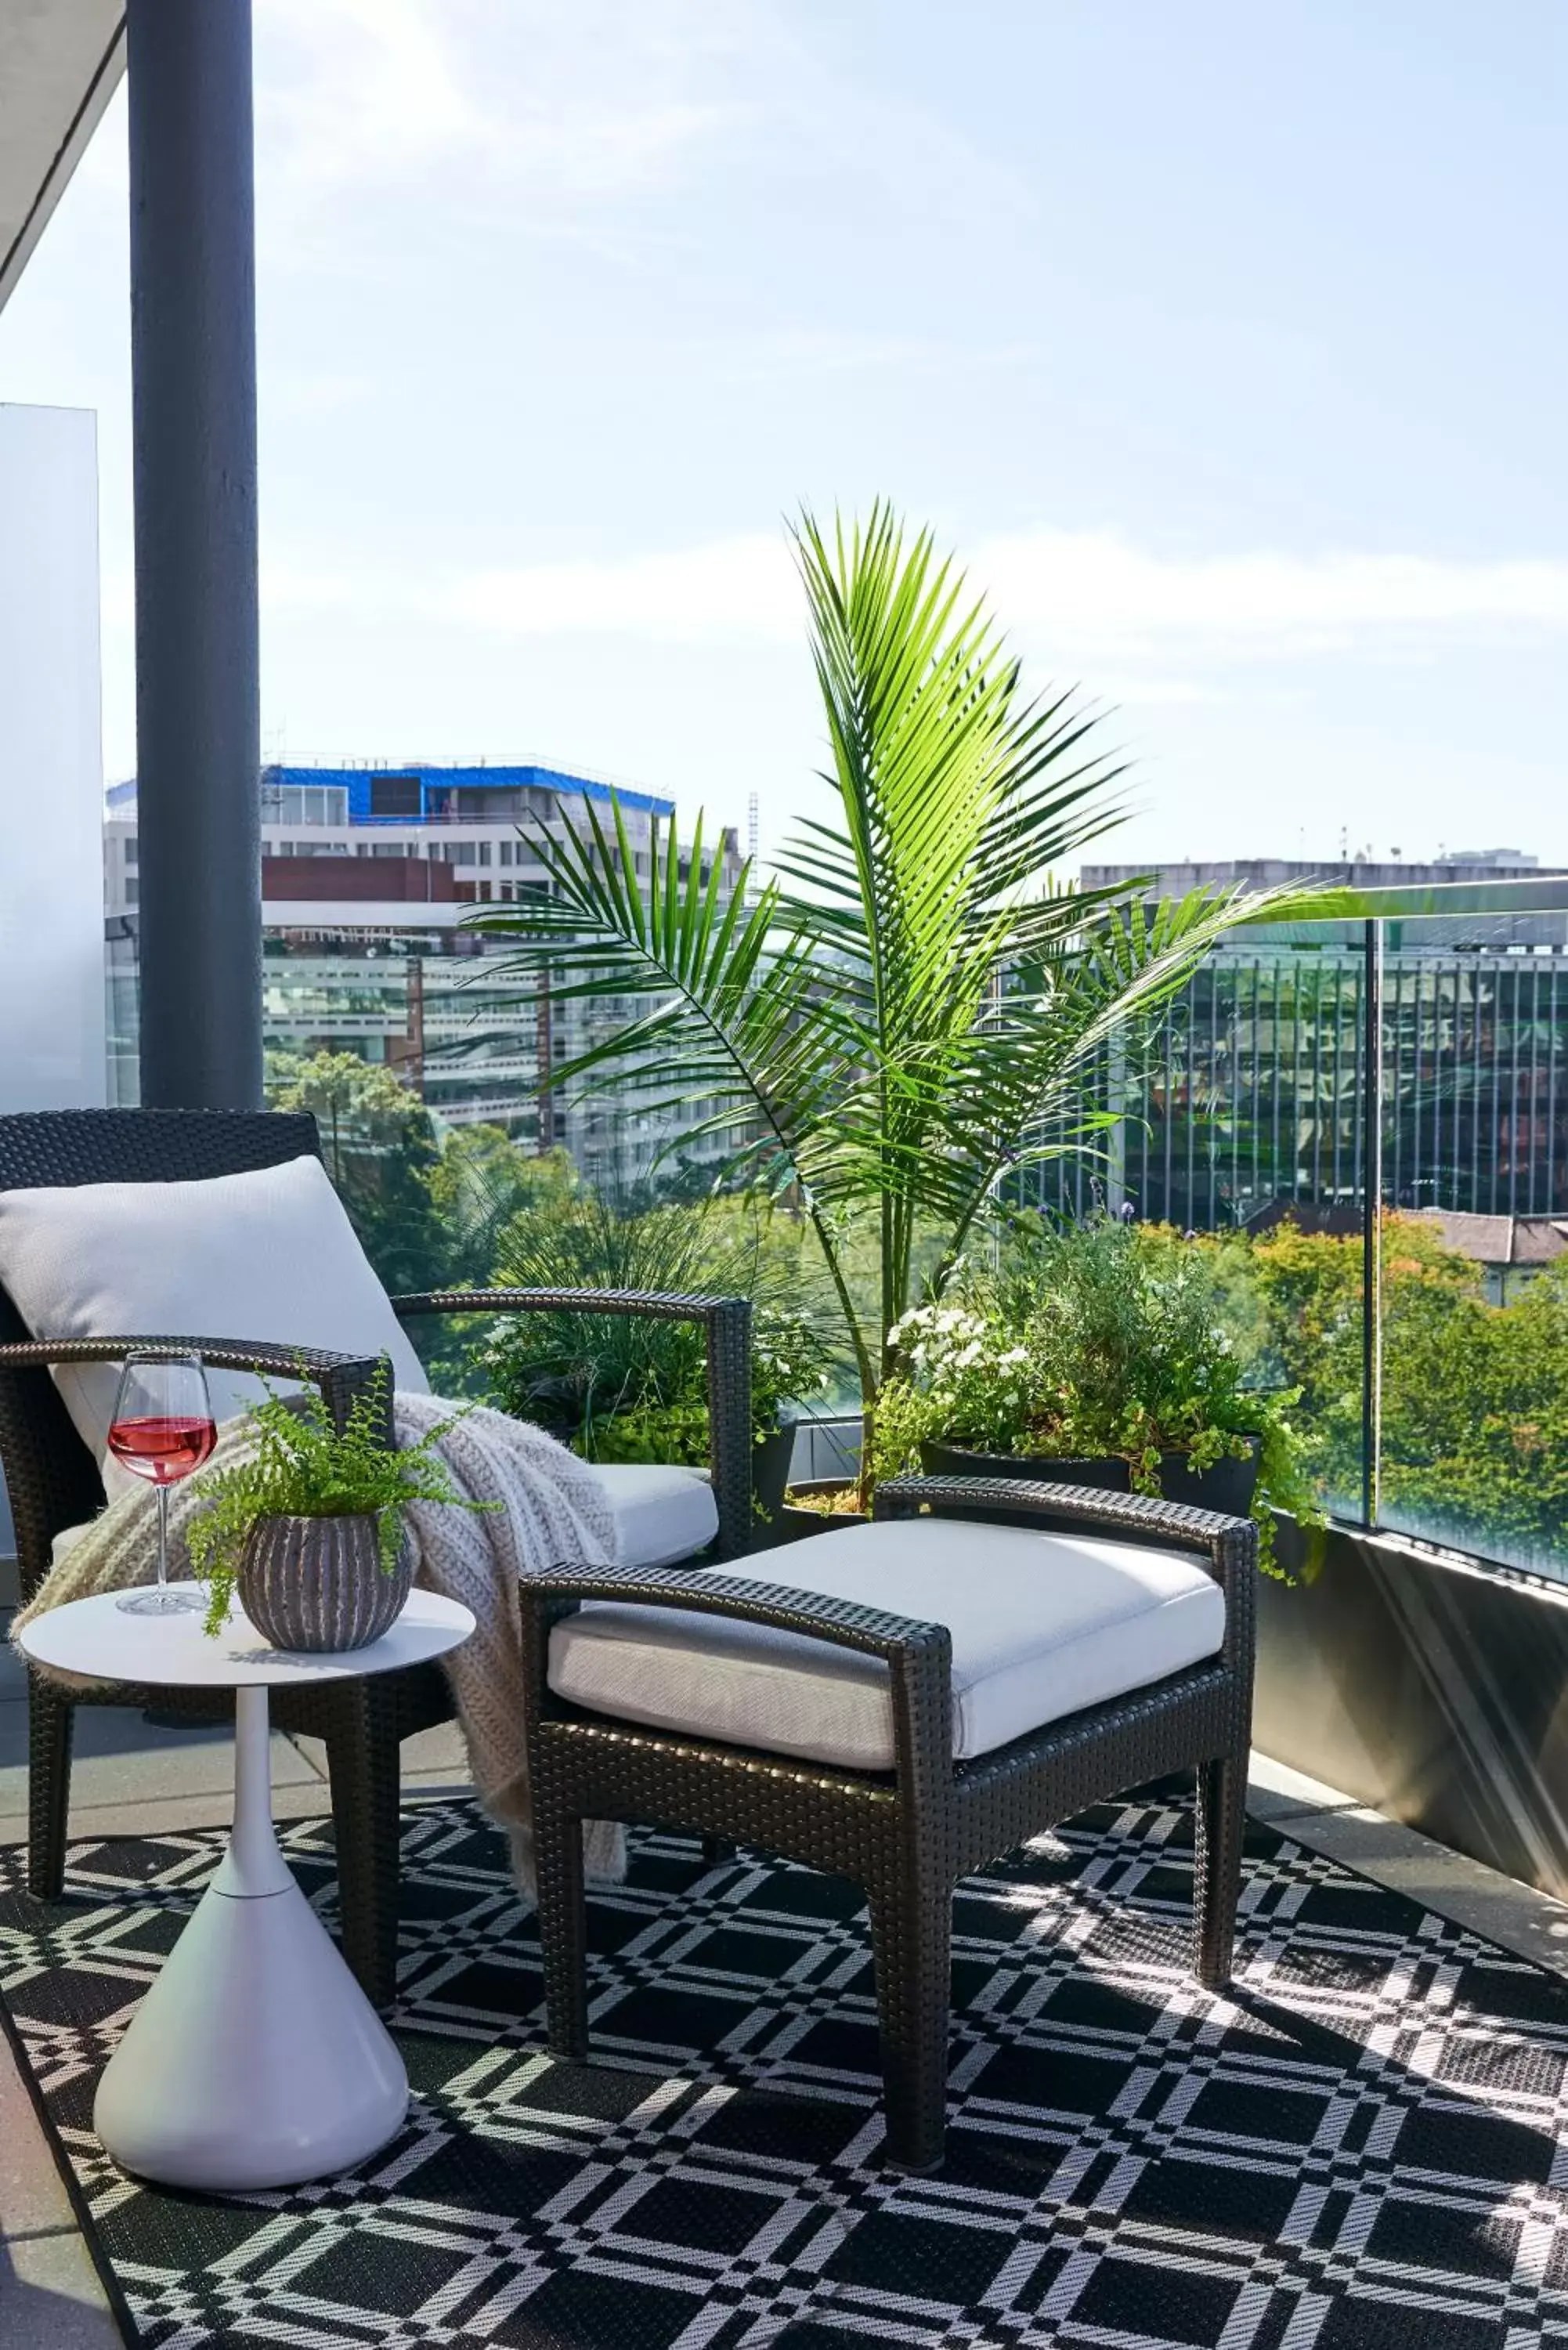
520 1474 1256 2172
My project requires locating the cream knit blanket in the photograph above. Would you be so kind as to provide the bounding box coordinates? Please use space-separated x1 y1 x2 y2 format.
13 1391 625 1894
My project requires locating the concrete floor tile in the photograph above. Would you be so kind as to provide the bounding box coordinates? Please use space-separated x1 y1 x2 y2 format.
17 1781 337 1845
0 1701 246 1772
0 1727 323 1838
0 2229 121 2348
398 1721 470 1775
1247 1749 1360 1819
0 2056 78 2240
1268 1799 1568 1980
289 1723 474 1790
401 1766 476 1799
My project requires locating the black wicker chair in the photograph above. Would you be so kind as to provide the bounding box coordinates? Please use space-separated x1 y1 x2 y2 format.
520 1473 1256 2173
0 1108 753 2009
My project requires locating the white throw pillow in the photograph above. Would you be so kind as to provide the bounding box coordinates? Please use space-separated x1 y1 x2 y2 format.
0 1153 428 1485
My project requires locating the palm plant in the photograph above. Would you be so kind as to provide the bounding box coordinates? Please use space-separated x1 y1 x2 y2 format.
470 504 1299 1468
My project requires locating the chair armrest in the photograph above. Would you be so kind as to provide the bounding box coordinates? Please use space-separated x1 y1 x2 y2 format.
390 1288 753 1561
872 1473 1256 1678
519 1561 952 1792
523 1560 948 1665
0 1336 392 1441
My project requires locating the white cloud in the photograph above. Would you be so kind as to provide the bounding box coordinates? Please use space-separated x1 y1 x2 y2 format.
255 0 760 215
260 0 475 190
247 0 1029 267
445 537 800 644
261 526 1568 673
974 532 1568 663
259 533 801 644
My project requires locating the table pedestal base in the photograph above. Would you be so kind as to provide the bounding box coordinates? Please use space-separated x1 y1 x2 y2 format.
93 1687 408 2191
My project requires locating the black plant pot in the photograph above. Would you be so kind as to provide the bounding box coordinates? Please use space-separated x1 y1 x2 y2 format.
751 1424 797 1525
919 1441 1131 1491
1157 1441 1259 1520
918 1437 1260 1520
776 1478 868 1542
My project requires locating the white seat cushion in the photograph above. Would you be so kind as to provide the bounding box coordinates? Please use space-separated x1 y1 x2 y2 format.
594 1462 718 1568
548 1517 1226 1770
0 1154 428 1491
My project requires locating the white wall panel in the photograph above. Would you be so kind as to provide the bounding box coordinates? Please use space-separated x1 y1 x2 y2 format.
0 401 106 1111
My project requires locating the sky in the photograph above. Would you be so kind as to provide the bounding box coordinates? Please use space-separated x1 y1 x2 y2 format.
2 0 1566 874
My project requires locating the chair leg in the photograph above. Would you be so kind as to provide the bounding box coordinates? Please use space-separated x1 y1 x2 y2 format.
324 1696 403 2011
867 1883 952 2175
535 1803 589 2061
701 1835 734 1868
27 1678 74 1901
1194 1749 1247 1990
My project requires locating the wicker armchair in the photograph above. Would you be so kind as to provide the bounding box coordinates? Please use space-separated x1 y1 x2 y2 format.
521 1473 1256 2172
0 1108 752 2008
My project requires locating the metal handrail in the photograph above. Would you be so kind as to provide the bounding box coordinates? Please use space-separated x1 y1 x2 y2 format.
1239 873 1568 925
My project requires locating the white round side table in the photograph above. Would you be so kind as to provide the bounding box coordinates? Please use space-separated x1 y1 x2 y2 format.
16 1584 475 2195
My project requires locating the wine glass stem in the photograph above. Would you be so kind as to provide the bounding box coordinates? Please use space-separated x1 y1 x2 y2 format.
156 1484 171 1596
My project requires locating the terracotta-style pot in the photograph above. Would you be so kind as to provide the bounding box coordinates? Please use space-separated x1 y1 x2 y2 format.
239 1512 413 1652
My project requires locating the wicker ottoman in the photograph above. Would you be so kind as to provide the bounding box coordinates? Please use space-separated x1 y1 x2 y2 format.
520 1474 1256 2172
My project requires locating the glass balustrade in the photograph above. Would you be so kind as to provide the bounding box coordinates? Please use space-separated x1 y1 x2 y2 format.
103 880 1568 1578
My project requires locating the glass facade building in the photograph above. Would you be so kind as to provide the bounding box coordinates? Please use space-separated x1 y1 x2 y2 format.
104 762 744 1197
1036 940 1568 1233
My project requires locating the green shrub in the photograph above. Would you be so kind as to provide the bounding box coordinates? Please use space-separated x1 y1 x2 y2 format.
479 1193 835 1462
873 1217 1322 1574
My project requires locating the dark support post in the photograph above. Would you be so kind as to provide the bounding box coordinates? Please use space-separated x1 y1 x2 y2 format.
1360 919 1383 1528
127 0 262 1109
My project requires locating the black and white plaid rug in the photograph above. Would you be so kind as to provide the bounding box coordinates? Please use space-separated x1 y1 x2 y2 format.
4 1794 1568 2350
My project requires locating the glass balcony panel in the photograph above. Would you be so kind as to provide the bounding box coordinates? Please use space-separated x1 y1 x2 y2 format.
1023 937 1371 1524
1374 916 1568 1578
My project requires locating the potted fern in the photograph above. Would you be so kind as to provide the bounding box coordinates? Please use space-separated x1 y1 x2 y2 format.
186 1373 489 1648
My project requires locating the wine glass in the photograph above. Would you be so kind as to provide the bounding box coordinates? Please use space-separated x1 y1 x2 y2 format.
107 1353 218 1616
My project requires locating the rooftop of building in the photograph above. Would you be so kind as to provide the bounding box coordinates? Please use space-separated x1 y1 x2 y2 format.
1080 851 1563 890
106 759 677 822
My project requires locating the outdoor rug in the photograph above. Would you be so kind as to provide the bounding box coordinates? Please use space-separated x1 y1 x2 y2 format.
4 1795 1568 2350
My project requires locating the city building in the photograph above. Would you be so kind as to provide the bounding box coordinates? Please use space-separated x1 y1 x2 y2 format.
1081 851 1568 948
1035 851 1568 1235
105 762 744 1196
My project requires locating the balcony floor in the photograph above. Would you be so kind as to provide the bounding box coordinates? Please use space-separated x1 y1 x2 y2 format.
3 1629 1568 2348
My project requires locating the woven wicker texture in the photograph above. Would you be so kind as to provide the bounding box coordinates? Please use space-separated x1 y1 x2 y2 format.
0 1110 753 2010
522 1473 1256 2171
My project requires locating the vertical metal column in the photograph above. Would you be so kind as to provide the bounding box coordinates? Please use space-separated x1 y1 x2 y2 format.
1549 963 1560 1212
127 0 262 1109
536 978 556 1151
1361 920 1383 1528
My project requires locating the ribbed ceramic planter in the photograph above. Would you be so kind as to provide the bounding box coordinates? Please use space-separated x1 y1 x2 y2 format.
238 1513 413 1653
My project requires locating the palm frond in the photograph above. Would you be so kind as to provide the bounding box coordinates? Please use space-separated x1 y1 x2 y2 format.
464 504 1335 1397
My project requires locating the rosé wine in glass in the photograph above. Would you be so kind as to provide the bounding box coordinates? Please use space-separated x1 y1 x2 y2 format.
109 1354 216 1616
107 1414 218 1485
